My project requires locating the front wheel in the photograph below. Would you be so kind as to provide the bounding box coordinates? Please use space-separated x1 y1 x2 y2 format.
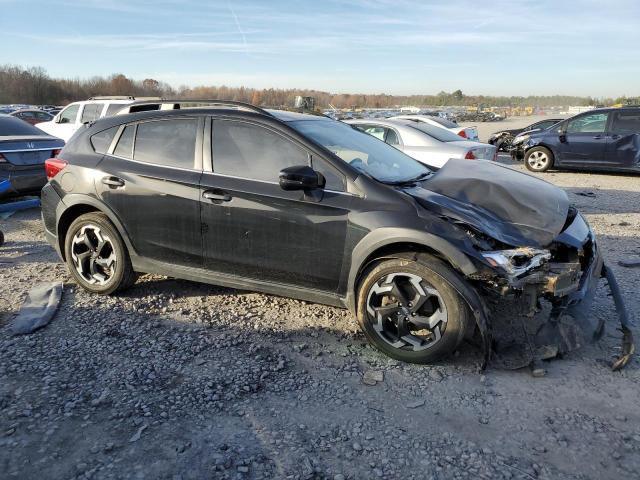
525 146 554 172
356 255 470 364
64 212 137 295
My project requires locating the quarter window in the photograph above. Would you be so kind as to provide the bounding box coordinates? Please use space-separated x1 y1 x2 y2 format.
133 119 198 169
80 103 104 123
212 120 309 182
58 104 80 124
312 157 346 192
566 113 609 134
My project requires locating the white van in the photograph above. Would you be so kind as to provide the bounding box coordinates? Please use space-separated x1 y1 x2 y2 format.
36 96 159 141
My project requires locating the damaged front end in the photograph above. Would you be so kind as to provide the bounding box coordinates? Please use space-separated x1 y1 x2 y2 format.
470 211 634 373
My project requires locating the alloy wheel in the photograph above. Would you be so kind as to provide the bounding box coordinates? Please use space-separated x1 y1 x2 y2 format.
70 224 117 285
527 151 549 170
366 272 448 351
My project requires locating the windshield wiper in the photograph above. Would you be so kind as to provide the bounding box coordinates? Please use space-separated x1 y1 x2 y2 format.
384 171 433 186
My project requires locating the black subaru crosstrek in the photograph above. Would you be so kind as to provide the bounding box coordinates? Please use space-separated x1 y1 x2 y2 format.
40 101 632 370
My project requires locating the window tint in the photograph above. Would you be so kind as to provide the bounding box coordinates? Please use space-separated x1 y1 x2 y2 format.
212 121 309 182
114 125 135 158
312 157 345 192
91 126 119 154
611 111 640 134
385 128 400 146
80 103 103 123
105 103 125 117
134 119 197 169
58 104 80 124
567 113 608 133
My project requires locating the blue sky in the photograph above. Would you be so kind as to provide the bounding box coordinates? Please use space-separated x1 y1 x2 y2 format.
2 0 639 96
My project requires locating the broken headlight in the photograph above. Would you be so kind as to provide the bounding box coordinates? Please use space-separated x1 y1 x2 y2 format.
511 134 530 146
482 248 551 277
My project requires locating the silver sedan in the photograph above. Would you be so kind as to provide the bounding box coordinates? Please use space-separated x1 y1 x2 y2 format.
345 118 496 168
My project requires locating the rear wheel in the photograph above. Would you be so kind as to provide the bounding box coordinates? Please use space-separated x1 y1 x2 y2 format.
356 255 470 364
525 146 554 172
64 212 137 294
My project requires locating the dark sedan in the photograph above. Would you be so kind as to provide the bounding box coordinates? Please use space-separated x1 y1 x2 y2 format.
0 115 65 199
512 107 640 173
488 118 563 151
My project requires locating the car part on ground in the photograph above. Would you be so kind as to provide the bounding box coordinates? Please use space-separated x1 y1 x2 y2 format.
0 115 64 199
40 100 633 372
9 282 63 335
390 114 480 141
511 108 640 173
345 118 496 168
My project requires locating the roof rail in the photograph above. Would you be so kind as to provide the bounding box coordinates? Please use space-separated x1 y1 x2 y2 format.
117 99 274 117
88 96 164 101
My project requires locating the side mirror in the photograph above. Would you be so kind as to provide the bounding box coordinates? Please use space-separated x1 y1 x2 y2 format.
279 165 324 191
56 116 67 124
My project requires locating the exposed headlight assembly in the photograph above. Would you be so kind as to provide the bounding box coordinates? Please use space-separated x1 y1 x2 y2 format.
482 248 551 277
511 134 530 146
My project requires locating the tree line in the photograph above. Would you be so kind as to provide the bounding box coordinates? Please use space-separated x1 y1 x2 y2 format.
0 65 630 109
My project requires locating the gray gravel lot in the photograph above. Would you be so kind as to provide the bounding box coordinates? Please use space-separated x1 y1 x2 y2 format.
1 130 639 479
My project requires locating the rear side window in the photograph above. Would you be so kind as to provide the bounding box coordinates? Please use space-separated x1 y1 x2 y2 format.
81 103 104 123
611 111 640 134
134 119 197 169
105 103 125 117
385 128 400 146
212 120 309 182
91 126 119 154
114 125 135 158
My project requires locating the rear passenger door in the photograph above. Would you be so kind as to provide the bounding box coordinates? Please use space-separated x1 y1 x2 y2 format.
605 109 640 168
200 118 351 292
96 117 204 267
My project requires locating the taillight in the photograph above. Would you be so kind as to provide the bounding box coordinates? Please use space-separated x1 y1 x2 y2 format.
52 148 62 157
45 158 68 180
458 130 467 138
464 150 476 160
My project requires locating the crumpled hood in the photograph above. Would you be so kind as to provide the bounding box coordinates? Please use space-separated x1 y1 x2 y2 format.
408 159 569 247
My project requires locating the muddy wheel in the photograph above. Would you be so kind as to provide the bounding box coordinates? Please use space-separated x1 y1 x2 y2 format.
356 255 470 364
525 146 554 172
64 212 137 295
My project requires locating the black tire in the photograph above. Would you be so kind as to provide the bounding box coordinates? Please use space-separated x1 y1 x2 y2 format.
64 212 136 295
524 146 554 172
0 230 4 246
356 255 470 364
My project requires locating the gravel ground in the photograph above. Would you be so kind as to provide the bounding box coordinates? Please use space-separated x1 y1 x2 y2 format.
1 149 639 479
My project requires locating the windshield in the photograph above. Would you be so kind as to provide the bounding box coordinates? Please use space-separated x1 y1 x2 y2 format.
407 123 463 142
289 119 430 183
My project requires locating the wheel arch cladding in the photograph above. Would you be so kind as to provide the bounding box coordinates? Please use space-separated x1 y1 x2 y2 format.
57 196 136 261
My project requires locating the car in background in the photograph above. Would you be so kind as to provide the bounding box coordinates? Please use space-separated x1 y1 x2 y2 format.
10 108 55 125
511 107 640 172
36 96 160 141
0 114 65 199
489 118 563 151
346 118 496 168
391 114 479 141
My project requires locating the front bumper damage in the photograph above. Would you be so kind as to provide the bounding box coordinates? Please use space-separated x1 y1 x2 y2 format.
467 214 634 373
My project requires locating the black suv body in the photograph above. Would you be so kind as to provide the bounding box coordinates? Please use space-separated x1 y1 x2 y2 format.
40 101 632 370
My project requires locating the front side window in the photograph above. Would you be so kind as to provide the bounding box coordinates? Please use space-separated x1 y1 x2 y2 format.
611 111 640 134
134 119 198 169
81 103 104 123
566 113 609 134
212 120 309 182
289 119 430 183
58 104 80 124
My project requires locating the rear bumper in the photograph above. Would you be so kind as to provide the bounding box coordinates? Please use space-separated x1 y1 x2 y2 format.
0 165 46 199
40 182 64 259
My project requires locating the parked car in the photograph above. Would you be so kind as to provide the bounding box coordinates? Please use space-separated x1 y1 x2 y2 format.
489 118 563 151
511 107 640 172
10 108 55 125
36 96 158 141
346 118 496 168
391 114 479 141
0 114 64 199
39 100 631 368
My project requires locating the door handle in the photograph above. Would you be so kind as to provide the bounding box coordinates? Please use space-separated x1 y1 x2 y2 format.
101 176 125 187
592 135 603 140
202 190 232 202
610 134 620 140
